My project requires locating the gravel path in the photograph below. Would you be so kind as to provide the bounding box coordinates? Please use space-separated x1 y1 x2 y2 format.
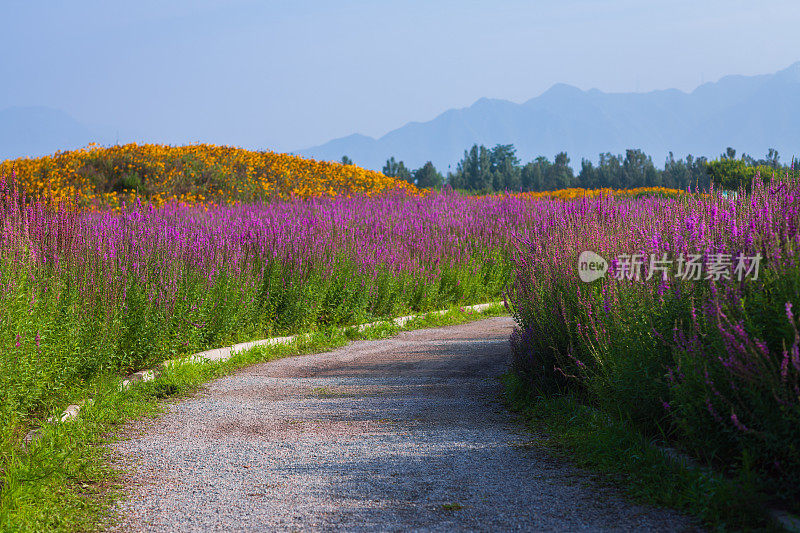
109 317 696 532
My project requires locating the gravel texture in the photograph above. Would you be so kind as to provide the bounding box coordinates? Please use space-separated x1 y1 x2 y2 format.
109 317 697 532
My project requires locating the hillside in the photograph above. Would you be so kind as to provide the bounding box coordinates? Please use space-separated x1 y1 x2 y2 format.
0 143 417 207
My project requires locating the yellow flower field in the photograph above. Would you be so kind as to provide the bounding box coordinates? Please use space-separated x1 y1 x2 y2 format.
509 186 689 200
0 143 418 208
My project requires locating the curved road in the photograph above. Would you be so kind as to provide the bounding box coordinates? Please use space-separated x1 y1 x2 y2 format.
110 317 695 532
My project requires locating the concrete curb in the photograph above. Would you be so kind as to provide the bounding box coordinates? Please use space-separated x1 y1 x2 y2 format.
770 510 800 533
24 301 503 444
658 435 800 530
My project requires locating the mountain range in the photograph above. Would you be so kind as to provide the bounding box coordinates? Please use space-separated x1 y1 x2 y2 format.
0 106 103 161
300 61 800 172
3 62 799 171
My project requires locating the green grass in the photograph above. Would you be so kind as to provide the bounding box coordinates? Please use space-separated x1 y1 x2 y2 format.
0 303 506 532
439 502 463 511
502 372 777 532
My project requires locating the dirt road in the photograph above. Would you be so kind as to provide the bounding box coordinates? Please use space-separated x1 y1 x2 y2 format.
110 317 694 532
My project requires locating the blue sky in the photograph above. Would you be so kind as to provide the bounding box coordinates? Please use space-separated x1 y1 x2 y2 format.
2 0 800 152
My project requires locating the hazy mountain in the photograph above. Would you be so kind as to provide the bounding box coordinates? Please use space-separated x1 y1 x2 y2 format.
0 106 106 161
299 61 800 172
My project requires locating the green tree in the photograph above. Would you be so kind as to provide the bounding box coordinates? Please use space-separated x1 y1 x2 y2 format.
545 152 574 190
705 158 775 190
382 156 413 183
596 153 623 188
662 152 692 189
766 148 780 169
722 147 737 160
622 149 659 188
452 145 493 191
447 169 465 189
341 155 353 165
414 161 443 189
689 155 711 190
490 144 521 190
577 159 597 189
520 156 551 191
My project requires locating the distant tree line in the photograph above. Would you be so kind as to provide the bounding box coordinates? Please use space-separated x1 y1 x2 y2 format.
704 147 791 190
341 144 795 191
341 155 443 189
381 157 444 189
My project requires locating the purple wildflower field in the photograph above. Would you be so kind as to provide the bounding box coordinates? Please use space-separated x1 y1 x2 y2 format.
507 176 800 503
1 170 799 509
1 177 517 438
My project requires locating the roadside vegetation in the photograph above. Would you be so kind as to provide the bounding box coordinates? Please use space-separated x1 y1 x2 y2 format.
0 181 517 452
1 304 506 531
505 171 800 529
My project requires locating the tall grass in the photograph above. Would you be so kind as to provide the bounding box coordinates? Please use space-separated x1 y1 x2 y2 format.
506 175 800 507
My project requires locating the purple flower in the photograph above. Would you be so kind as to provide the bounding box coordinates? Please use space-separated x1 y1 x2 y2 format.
730 412 749 432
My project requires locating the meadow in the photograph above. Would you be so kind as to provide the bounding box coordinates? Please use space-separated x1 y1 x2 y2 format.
506 174 800 512
0 179 521 442
1 143 798 528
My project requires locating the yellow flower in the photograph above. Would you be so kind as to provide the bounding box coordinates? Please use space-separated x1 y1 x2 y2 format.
0 142 420 209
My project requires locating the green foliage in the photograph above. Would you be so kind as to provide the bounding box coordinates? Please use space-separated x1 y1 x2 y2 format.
440 143 798 192
449 145 493 191
489 144 521 190
504 373 770 530
413 161 443 189
382 157 413 184
445 144 716 192
704 159 781 190
506 176 800 511
0 248 510 462
450 144 526 191
511 265 800 504
509 242 800 511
